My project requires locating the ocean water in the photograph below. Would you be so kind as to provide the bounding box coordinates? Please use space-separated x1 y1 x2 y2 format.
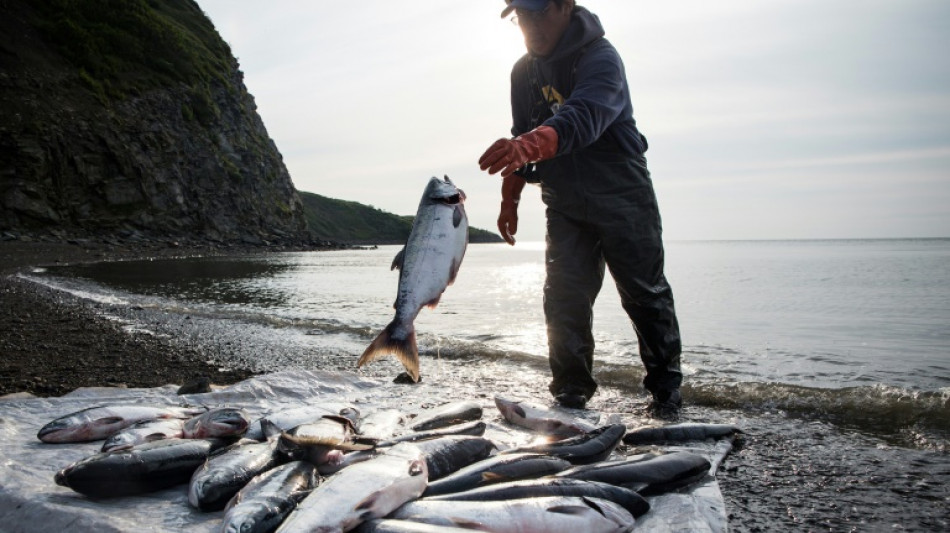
25 238 950 530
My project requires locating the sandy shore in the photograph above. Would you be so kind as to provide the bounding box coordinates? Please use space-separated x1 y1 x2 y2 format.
0 240 319 397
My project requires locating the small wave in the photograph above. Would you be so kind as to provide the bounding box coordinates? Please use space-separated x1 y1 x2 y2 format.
692 381 949 450
18 273 130 306
415 334 544 366
465 333 507 343
567 359 950 450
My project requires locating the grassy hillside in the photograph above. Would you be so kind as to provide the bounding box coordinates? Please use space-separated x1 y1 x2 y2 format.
30 0 232 105
298 191 502 245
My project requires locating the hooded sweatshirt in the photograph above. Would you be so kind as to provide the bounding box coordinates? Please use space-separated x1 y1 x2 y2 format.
509 6 647 157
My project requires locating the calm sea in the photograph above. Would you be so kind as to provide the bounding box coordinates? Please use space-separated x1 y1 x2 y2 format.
23 238 950 530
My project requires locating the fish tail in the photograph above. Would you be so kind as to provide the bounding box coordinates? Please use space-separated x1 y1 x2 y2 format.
357 320 419 381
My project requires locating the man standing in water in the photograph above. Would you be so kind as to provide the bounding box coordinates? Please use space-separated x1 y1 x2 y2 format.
478 0 682 416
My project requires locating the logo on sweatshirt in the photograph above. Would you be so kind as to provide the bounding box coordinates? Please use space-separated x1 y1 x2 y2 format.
541 85 565 114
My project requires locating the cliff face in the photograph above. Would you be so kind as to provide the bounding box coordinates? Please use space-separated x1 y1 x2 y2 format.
0 0 310 244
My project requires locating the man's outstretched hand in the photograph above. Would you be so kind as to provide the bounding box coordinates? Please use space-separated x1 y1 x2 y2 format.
478 126 558 178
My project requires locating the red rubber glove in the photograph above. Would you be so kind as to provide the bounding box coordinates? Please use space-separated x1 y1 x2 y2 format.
479 125 558 178
498 175 526 246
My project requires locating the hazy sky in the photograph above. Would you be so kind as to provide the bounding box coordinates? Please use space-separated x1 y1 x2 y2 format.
198 0 950 241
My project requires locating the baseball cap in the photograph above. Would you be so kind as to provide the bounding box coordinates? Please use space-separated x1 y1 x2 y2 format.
500 0 551 19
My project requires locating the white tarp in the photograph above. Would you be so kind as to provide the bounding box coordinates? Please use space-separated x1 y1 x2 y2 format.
0 370 730 532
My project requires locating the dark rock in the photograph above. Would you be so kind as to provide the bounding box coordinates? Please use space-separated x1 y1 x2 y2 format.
393 372 423 385
177 376 212 395
0 1 310 246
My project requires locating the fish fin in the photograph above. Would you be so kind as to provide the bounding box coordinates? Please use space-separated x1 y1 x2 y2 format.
95 416 124 425
208 444 234 458
391 248 406 271
546 420 572 435
354 493 378 511
223 491 242 513
334 442 374 451
322 414 358 432
144 433 168 442
336 441 374 451
448 519 492 531
281 433 329 447
357 321 420 382
424 293 443 309
453 204 463 227
353 436 379 447
481 472 508 482
579 495 622 517
260 419 283 440
623 481 650 493
548 504 592 516
174 407 209 418
447 256 461 286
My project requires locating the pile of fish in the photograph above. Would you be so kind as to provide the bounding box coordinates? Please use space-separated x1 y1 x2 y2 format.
39 396 740 533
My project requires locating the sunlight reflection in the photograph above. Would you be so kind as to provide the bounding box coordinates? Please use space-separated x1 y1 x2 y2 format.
498 262 544 297
483 260 548 355
527 434 557 446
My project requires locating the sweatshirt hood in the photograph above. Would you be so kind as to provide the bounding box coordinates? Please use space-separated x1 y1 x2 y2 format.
539 6 605 63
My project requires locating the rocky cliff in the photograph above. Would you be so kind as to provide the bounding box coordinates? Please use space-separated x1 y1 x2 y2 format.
0 0 310 245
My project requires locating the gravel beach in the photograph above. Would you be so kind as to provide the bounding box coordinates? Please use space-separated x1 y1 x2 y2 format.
0 240 296 397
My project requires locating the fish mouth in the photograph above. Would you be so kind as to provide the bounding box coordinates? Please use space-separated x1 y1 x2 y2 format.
37 422 67 440
54 468 71 487
493 397 517 414
223 517 257 533
189 479 213 509
210 413 249 432
428 175 465 204
102 439 133 452
437 193 463 206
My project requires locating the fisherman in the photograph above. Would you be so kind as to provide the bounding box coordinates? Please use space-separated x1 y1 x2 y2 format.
478 0 682 416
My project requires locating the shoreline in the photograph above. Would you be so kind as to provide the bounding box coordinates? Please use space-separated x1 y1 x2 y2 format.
4 241 949 531
0 240 319 398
